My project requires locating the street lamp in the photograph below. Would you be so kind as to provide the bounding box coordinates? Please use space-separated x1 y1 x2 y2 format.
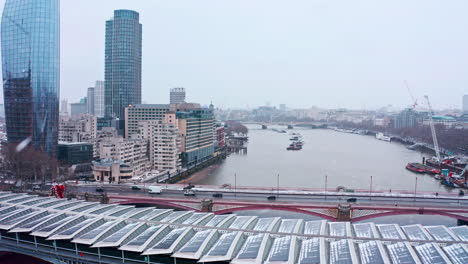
277 174 280 199
234 173 237 198
414 176 418 201
324 174 328 200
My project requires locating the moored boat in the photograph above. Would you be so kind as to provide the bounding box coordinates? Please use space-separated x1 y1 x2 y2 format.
406 163 425 173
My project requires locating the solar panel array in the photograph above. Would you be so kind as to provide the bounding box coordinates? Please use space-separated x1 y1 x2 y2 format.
0 192 467 264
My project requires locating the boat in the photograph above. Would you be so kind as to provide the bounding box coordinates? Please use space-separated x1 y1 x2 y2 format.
287 124 293 129
290 135 302 141
441 179 460 188
287 142 302 151
406 163 425 173
272 128 287 133
406 163 441 174
376 132 391 142
434 174 441 180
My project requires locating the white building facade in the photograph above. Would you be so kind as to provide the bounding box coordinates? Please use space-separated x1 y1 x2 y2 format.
59 114 97 142
138 113 181 173
99 136 150 177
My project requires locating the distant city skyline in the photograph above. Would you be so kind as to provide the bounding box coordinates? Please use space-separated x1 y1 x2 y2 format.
0 0 467 110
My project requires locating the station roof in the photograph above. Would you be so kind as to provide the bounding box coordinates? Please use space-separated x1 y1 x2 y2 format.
0 192 468 264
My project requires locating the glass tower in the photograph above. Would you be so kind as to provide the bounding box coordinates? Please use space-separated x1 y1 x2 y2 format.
1 0 60 156
105 9 142 120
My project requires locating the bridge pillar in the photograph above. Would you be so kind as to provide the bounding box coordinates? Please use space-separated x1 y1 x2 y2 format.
337 204 351 221
201 199 213 212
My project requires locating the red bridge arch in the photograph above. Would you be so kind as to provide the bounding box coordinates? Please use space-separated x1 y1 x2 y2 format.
215 205 336 221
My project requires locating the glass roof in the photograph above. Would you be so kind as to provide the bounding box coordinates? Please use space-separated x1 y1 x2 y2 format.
0 210 36 226
329 222 348 237
0 208 32 223
152 227 186 250
53 201 83 211
36 215 76 233
55 218 97 236
109 207 134 217
449 226 468 242
15 213 58 230
329 240 353 264
414 243 447 264
179 230 212 253
298 238 321 264
207 232 237 256
387 242 417 264
402 225 431 241
278 219 298 233
268 236 292 262
236 234 264 259
125 225 163 247
377 224 403 240
77 221 116 240
253 218 275 231
443 244 468 264
358 241 384 264
182 213 206 225
304 221 322 235
100 222 140 243
205 215 229 227
160 211 188 223
425 226 455 241
353 223 375 238
229 216 252 229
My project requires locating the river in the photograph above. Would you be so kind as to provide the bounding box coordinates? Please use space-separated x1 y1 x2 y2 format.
198 125 452 193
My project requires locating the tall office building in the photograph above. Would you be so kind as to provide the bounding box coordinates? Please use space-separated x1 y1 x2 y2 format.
463 95 468 114
170 87 186 104
94 80 105 117
176 109 215 166
105 10 142 120
60 99 68 116
87 87 95 114
1 0 60 156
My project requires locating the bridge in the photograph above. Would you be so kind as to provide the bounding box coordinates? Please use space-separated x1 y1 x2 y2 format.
1 192 467 264
109 194 468 224
67 183 468 223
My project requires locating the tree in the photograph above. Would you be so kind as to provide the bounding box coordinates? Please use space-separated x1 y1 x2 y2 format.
1 143 58 189
225 121 249 136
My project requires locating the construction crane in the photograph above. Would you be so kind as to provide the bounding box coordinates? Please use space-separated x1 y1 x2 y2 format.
405 80 418 109
424 95 441 163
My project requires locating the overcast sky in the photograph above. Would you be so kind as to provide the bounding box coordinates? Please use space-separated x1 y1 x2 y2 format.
1 0 468 110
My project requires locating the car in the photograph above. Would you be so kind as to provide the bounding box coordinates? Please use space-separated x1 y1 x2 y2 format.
183 183 195 190
212 193 223 198
184 190 195 196
267 195 276 201
148 186 162 194
95 188 104 192
131 185 141 190
347 198 357 203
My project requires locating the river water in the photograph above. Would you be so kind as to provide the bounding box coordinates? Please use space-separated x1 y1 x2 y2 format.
198 125 450 193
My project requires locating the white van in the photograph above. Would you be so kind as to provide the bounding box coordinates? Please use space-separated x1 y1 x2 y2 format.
148 186 162 194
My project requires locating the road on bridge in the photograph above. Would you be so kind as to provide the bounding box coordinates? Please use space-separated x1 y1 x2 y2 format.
66 183 468 209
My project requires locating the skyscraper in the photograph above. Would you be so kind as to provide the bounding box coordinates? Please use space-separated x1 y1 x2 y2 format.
105 10 142 120
94 80 105 117
1 0 60 156
87 87 95 114
170 87 186 104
